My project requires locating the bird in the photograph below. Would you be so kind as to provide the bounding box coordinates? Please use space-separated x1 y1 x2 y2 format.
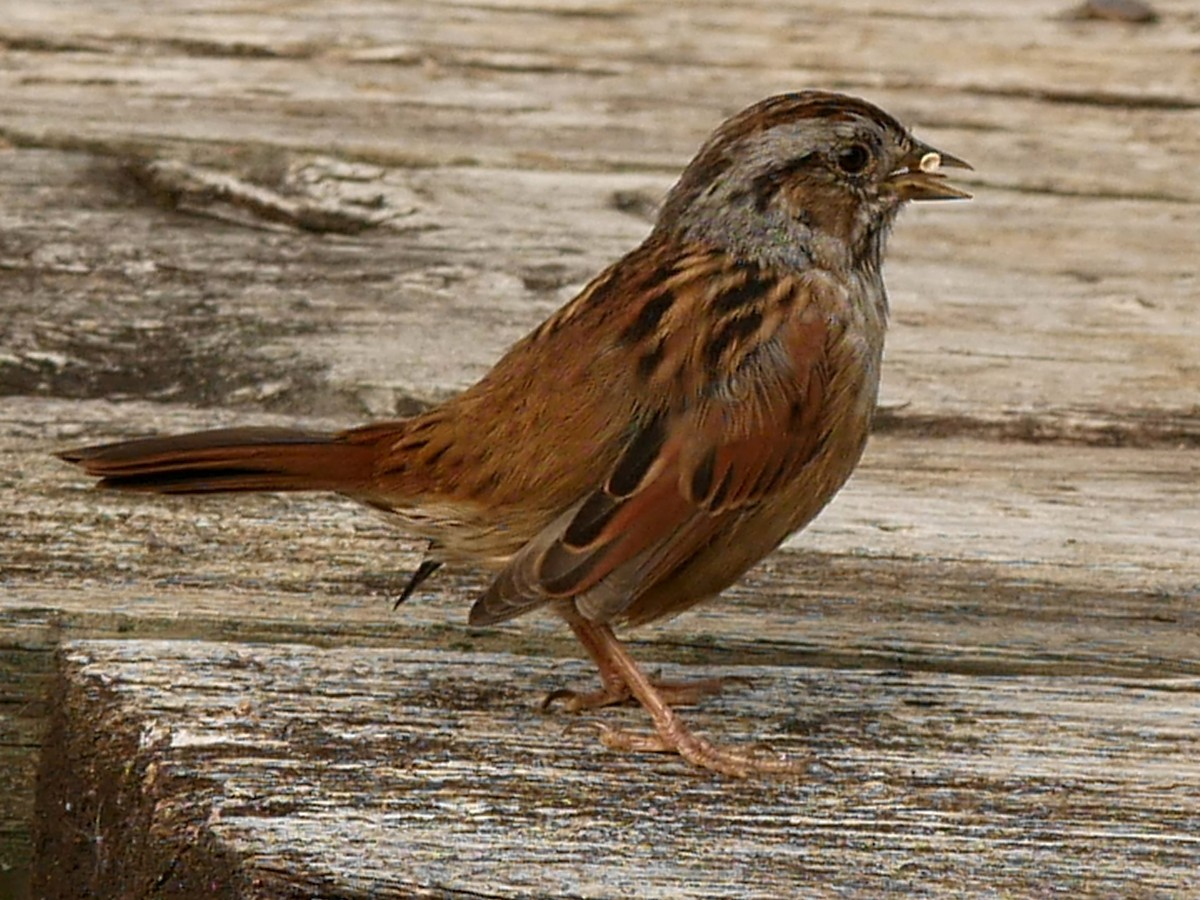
58 90 971 776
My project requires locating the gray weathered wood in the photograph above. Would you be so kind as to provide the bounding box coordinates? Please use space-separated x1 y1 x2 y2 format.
37 639 1200 898
1 0 1198 896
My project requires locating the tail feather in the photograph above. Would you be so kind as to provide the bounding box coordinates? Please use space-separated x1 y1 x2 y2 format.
58 427 378 495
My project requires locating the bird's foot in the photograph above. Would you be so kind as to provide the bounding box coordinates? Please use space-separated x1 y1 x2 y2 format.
577 720 806 778
559 612 802 776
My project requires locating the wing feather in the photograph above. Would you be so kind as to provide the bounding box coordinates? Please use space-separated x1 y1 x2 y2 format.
469 261 841 626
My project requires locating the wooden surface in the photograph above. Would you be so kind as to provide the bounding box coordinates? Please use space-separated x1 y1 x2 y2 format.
1 0 1198 897
34 640 1200 898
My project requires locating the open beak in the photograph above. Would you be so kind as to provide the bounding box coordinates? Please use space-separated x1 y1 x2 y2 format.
887 141 973 202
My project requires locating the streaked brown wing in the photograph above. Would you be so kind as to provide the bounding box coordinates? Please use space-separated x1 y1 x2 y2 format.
469 266 837 626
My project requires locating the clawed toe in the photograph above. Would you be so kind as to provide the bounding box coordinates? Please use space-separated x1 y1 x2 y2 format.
558 614 804 777
541 684 633 712
587 721 807 778
645 673 754 706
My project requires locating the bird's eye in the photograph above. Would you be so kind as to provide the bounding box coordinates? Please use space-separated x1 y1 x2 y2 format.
835 143 871 176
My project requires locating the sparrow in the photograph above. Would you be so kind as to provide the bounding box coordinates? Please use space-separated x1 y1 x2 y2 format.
58 90 971 776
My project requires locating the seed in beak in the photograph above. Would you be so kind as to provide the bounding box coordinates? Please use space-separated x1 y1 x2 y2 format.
918 151 942 173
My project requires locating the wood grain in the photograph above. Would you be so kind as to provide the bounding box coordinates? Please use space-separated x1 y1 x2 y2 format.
1 0 1198 896
36 640 1200 898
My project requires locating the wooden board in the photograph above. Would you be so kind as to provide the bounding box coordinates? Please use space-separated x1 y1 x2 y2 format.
1 0 1198 896
35 640 1200 898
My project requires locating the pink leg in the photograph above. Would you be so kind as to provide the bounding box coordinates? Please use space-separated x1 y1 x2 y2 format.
559 609 806 777
546 616 748 712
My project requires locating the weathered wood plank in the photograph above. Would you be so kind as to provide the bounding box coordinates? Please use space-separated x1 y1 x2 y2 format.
7 404 1198 893
2 147 1196 443
33 640 1200 898
1 3 1197 435
6 398 1199 661
1 0 1198 895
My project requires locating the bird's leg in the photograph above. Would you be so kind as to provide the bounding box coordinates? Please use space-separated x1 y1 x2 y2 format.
557 609 804 777
542 613 633 710
545 612 749 712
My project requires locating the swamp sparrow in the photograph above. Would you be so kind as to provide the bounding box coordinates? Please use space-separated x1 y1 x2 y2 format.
60 91 971 776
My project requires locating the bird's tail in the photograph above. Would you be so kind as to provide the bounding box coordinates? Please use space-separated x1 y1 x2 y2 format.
57 426 379 495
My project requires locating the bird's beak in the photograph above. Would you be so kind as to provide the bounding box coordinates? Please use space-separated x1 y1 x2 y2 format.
887 141 973 202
